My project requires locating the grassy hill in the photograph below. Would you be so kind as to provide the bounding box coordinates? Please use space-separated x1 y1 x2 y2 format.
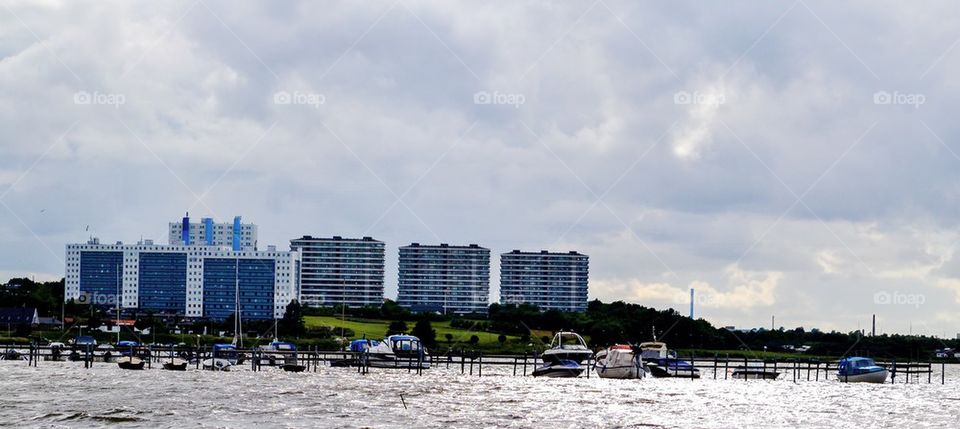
304 316 546 352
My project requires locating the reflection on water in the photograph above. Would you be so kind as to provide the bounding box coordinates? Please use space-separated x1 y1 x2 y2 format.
1 362 958 428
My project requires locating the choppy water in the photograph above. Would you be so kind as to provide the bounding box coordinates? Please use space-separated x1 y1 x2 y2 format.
1 361 958 428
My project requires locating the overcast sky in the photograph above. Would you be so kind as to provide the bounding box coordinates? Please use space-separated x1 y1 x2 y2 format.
3 0 960 336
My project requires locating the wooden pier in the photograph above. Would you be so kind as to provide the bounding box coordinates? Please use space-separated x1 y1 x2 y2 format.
1 344 951 384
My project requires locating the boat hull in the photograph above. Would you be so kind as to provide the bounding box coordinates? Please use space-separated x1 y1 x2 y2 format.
837 369 888 383
532 359 584 378
647 362 700 378
595 365 643 379
162 359 188 371
202 358 233 371
117 357 145 370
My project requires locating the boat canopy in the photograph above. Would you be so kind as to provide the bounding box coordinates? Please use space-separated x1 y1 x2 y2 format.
270 341 296 351
116 340 139 347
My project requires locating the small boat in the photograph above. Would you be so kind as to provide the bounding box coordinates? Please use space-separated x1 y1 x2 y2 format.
532 359 584 377
594 344 645 379
117 356 145 370
837 357 888 383
203 344 239 371
282 363 307 372
541 332 593 365
731 366 780 380
162 358 188 371
533 332 593 378
334 335 431 369
258 340 297 366
639 342 700 378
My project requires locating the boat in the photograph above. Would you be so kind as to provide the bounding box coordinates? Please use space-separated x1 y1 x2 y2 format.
532 359 584 377
731 366 780 380
639 342 700 378
837 357 888 383
117 355 145 370
258 340 296 366
594 344 645 379
334 336 430 369
203 343 239 371
162 358 188 371
533 332 592 378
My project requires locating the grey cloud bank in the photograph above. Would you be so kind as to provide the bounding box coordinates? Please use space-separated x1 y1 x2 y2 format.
3 0 960 336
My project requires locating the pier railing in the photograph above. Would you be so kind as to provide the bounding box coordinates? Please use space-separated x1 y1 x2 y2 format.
0 344 950 384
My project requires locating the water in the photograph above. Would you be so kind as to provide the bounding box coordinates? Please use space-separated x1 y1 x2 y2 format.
1 362 958 428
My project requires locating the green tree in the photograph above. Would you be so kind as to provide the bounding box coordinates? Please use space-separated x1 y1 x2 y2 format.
387 320 408 336
412 319 437 349
279 299 306 337
444 333 453 344
469 335 480 346
498 334 507 345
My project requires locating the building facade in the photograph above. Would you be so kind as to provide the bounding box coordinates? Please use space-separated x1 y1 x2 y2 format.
65 238 298 320
168 214 258 251
499 250 589 312
396 243 490 314
290 236 384 308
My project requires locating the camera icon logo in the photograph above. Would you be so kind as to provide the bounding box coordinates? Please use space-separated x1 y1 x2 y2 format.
273 91 292 105
873 91 892 105
873 291 891 305
73 91 92 105
674 91 692 105
473 91 492 105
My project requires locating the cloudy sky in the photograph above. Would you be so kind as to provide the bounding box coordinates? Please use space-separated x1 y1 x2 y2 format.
3 0 960 336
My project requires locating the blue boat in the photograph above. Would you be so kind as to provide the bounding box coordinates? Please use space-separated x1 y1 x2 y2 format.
203 344 239 371
532 359 584 377
639 342 700 378
837 357 888 383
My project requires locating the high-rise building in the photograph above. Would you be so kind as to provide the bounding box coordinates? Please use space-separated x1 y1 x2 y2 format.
499 250 589 312
397 243 490 314
168 214 258 251
290 236 384 308
65 238 298 320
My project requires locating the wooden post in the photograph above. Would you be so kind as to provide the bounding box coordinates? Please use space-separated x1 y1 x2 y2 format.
713 354 718 379
478 352 482 377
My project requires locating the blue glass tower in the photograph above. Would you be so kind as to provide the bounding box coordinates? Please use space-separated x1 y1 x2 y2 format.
138 252 187 313
202 258 276 320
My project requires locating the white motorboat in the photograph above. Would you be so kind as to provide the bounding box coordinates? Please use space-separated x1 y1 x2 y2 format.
203 344 239 371
594 344 645 379
336 335 431 369
534 332 592 378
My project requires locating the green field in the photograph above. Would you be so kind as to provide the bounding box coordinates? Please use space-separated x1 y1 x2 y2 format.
304 316 535 351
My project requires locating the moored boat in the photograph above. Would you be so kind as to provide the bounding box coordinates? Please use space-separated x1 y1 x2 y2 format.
594 344 645 379
837 357 888 383
203 344 239 371
162 358 188 371
639 342 700 378
533 332 592 378
117 356 145 370
532 359 584 377
332 335 430 369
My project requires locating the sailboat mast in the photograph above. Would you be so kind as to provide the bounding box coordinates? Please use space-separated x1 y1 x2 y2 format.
116 264 121 343
235 260 242 348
